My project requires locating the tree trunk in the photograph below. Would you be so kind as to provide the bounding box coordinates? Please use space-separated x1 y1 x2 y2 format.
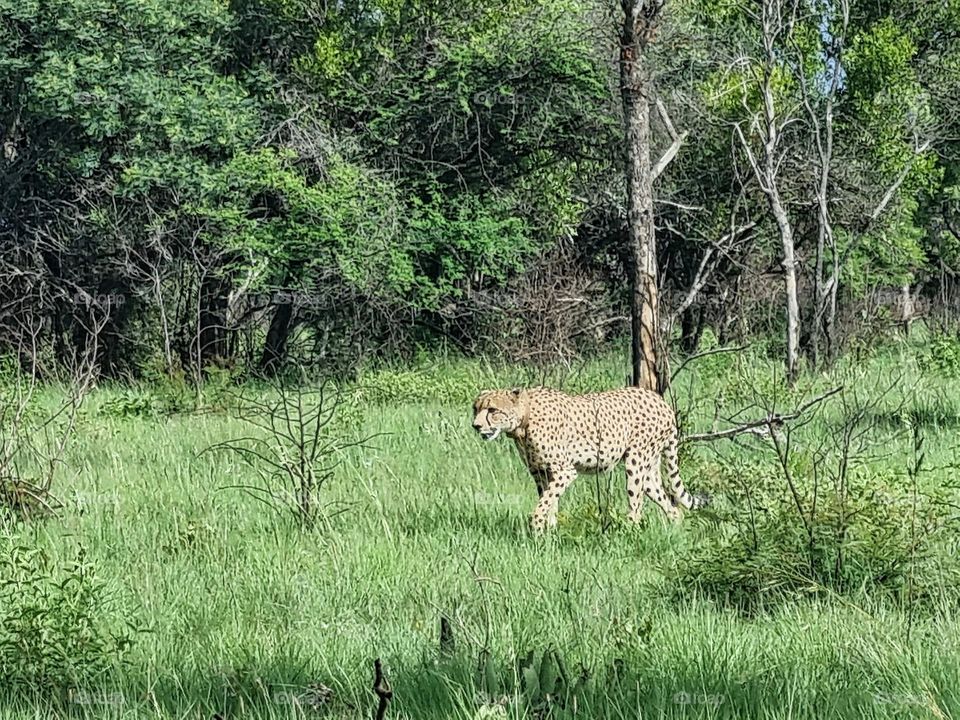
756 2 800 385
260 298 295 375
730 1 805 385
806 1 845 371
620 0 664 393
680 305 703 356
810 164 832 369
899 282 915 337
769 195 801 384
825 259 840 362
197 272 229 366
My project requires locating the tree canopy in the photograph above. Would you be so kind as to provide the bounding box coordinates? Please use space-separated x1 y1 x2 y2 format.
1 0 958 376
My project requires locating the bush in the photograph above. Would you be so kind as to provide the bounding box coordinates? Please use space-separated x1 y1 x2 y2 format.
98 364 242 420
99 387 165 419
209 380 369 528
919 333 960 378
0 538 141 691
351 365 490 405
669 459 960 614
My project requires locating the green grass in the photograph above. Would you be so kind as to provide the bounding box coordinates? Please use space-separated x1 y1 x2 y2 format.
2 336 959 719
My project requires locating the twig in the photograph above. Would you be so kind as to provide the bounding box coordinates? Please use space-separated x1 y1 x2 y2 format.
868 140 931 223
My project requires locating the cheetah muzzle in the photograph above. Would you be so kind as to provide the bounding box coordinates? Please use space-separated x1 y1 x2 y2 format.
479 427 501 441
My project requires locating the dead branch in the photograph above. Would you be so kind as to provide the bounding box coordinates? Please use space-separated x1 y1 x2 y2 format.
372 658 392 720
654 199 705 212
667 221 757 324
867 140 931 223
683 386 842 443
651 98 689 183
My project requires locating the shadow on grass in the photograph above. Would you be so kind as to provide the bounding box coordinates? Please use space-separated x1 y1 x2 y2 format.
3 642 956 720
386 500 532 542
852 398 960 432
382 496 690 558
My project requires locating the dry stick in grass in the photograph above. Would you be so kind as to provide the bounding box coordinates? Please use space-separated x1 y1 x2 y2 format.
682 386 843 444
373 658 392 720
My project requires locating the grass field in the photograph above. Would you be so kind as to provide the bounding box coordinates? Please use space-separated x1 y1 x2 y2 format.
2 335 960 719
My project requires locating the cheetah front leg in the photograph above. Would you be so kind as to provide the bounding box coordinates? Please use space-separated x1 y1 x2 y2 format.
530 466 576 533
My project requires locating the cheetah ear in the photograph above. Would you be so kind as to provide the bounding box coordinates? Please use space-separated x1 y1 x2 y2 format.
510 387 522 397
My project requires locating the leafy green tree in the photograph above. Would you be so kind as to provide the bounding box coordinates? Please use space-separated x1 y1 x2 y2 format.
291 0 616 317
1 0 256 372
679 0 943 369
1 0 419 374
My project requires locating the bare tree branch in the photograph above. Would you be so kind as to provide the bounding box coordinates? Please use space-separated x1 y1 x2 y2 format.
668 221 757 323
651 98 689 183
867 140 931 223
683 386 842 443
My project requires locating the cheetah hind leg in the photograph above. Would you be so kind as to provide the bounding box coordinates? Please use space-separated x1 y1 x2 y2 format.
663 428 710 510
531 470 547 499
641 463 681 522
623 449 653 523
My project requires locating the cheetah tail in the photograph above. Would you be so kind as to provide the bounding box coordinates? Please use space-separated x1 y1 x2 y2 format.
666 426 711 510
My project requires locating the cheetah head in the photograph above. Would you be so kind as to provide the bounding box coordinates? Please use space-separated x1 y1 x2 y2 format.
472 388 528 441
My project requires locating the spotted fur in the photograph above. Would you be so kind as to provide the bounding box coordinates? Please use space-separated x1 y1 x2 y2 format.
472 386 708 532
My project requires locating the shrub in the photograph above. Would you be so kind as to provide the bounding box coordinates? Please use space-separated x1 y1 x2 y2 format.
919 333 960 378
0 538 140 691
99 365 239 420
669 459 960 614
207 379 369 528
99 388 164 419
351 366 489 406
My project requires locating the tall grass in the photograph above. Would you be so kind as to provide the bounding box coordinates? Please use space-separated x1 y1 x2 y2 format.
1 337 958 719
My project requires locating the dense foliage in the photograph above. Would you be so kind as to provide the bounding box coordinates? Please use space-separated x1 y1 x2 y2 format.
2 0 959 377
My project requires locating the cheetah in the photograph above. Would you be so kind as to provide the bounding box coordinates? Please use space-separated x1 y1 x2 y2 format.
472 386 708 532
